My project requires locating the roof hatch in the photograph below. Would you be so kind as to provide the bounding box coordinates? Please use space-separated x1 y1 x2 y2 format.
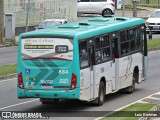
115 17 127 21
79 23 90 26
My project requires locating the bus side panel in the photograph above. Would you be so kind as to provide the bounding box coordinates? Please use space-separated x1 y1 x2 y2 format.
118 56 132 89
79 69 91 101
94 62 113 95
118 53 143 89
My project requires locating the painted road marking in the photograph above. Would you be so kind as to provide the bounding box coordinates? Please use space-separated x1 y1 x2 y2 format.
95 91 160 120
0 99 39 110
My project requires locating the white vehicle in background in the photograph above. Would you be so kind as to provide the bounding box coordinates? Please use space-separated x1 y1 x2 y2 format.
146 9 160 31
35 19 71 30
77 0 115 16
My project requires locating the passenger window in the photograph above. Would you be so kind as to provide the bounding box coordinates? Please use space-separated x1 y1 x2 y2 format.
120 30 128 42
101 35 109 47
129 28 137 40
102 48 110 61
140 31 144 54
95 50 102 64
121 42 129 55
95 37 101 49
130 40 137 51
79 41 88 68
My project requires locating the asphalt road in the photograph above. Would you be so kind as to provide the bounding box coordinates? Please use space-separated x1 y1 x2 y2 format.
0 46 17 66
0 50 160 120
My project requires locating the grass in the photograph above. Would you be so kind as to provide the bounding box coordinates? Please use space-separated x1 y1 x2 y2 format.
101 103 156 120
0 64 17 76
148 39 160 49
138 0 160 8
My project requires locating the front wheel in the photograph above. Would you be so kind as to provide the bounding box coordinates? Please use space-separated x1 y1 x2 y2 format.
125 75 135 94
102 9 112 16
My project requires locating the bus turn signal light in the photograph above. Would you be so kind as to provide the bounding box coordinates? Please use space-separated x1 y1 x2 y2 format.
18 72 24 89
70 73 77 90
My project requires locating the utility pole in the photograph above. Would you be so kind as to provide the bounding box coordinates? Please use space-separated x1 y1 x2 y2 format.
133 0 137 17
25 0 30 32
0 0 4 42
122 0 125 17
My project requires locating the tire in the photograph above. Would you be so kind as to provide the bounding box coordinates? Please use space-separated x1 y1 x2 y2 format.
102 9 112 16
96 82 105 106
125 74 136 94
40 98 59 104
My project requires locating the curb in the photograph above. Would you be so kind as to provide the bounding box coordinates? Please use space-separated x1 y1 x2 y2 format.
148 47 160 52
0 73 17 80
0 44 18 48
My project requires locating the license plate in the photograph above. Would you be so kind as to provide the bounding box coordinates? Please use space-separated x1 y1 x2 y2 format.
153 26 159 29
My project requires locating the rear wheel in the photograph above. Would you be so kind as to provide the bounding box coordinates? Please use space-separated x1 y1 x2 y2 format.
96 82 105 106
102 9 112 16
125 73 136 94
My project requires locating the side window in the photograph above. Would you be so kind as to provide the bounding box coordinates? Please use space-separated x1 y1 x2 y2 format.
95 50 102 64
140 26 145 55
129 28 139 52
121 42 129 55
95 37 101 49
130 40 137 51
129 28 137 40
120 30 129 55
101 35 110 47
102 47 110 61
120 30 128 42
79 41 88 68
95 35 111 63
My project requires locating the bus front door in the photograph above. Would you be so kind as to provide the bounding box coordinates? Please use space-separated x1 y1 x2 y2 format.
88 45 95 100
111 38 119 90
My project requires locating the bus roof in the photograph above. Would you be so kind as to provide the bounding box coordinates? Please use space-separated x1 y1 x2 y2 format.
21 16 145 40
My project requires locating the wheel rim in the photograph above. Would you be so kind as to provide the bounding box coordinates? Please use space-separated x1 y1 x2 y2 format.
103 9 111 15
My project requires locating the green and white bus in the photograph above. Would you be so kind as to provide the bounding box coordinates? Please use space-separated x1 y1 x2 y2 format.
17 16 148 106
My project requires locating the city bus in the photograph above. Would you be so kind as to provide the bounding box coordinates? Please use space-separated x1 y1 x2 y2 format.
17 16 148 106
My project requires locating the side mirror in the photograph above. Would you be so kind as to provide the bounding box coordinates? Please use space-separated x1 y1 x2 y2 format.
78 0 81 2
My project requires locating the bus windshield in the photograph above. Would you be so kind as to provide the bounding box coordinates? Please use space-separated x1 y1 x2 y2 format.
21 37 73 61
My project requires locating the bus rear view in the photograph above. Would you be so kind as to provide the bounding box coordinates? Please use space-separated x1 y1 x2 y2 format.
17 35 79 103
17 16 148 106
